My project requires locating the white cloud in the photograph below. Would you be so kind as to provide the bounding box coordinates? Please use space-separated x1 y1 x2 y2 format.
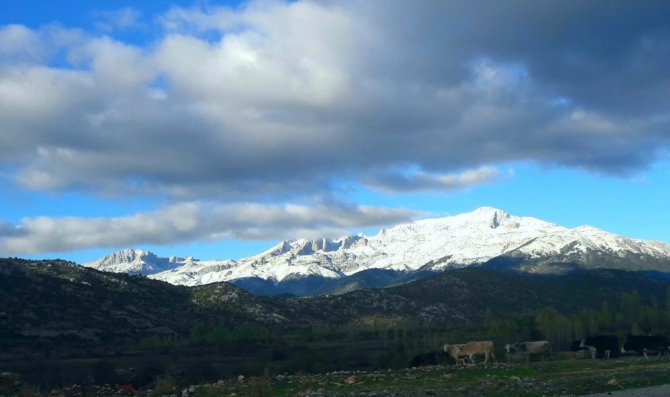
0 25 44 63
0 0 668 200
94 7 143 32
155 1 355 108
364 166 503 192
0 201 417 255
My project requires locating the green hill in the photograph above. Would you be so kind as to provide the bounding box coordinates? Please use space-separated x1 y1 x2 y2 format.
3 257 670 390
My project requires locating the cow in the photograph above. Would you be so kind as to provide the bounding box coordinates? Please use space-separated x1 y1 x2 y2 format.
443 341 495 364
440 343 469 365
580 335 619 359
621 335 670 359
505 340 551 362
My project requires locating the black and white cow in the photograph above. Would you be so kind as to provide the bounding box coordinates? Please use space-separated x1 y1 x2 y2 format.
580 335 619 359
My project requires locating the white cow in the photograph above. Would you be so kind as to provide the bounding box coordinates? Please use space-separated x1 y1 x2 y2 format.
505 340 551 362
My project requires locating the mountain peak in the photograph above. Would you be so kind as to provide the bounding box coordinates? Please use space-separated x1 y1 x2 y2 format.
84 248 179 275
88 207 670 292
470 206 509 217
472 206 507 214
466 206 515 229
104 248 153 262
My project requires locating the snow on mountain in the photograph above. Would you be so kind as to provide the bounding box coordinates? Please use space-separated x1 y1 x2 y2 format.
145 258 239 285
84 248 184 275
84 207 670 286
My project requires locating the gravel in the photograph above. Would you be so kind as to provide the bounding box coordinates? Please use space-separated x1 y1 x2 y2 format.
579 384 670 397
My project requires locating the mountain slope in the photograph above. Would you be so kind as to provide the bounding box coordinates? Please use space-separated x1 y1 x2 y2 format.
6 258 670 349
84 207 670 294
0 258 293 352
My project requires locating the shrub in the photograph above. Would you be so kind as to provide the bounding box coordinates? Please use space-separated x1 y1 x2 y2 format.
250 377 272 397
150 376 177 397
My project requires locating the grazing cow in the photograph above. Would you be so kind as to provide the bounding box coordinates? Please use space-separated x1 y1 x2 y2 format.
440 343 469 365
443 341 495 364
505 340 551 362
580 335 619 359
621 335 670 359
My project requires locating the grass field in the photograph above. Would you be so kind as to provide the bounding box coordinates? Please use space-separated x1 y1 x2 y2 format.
7 350 670 396
182 355 670 397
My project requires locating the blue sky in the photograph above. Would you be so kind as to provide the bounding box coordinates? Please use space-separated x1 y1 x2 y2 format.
0 1 669 263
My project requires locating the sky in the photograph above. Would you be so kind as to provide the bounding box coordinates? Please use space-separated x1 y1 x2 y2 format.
0 0 669 264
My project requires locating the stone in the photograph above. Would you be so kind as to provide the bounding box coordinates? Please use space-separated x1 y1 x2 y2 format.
607 378 620 386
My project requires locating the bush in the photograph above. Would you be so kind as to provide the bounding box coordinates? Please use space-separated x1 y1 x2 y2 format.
150 376 177 397
250 377 272 397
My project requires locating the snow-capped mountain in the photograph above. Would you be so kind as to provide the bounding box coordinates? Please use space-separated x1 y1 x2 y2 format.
85 248 185 275
84 207 670 292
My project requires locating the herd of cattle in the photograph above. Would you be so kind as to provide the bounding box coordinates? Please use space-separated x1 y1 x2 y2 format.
433 334 670 366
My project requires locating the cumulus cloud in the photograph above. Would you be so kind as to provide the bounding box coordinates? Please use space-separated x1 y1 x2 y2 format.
0 201 417 255
0 25 45 63
0 0 669 200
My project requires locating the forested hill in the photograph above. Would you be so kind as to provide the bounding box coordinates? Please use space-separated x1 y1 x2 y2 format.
0 258 278 352
2 258 670 355
296 266 670 341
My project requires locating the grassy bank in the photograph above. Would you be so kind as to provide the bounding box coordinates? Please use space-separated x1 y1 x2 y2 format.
181 356 670 397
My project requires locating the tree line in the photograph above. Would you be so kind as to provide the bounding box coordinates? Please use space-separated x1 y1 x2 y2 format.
488 288 670 349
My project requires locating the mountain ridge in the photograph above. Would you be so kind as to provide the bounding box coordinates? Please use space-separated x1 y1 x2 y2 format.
84 207 670 294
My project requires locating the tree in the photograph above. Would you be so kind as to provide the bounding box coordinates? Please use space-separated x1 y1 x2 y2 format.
535 307 572 349
189 324 205 345
484 308 495 333
210 326 230 346
599 301 614 330
620 290 641 326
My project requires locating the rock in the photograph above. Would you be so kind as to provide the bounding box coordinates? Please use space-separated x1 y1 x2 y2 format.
345 375 357 384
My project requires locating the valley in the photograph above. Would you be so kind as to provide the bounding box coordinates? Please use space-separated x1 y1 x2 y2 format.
4 257 670 395
3 1 669 395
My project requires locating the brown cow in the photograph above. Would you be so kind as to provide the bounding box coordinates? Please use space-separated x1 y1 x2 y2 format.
443 340 495 364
